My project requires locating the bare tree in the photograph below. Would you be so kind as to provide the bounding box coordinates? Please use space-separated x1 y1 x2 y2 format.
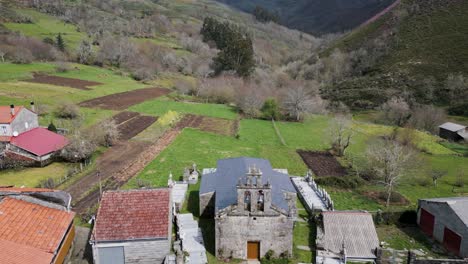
379 97 411 127
77 40 93 64
408 104 446 134
0 50 4 62
60 132 96 162
93 119 120 147
430 169 446 187
282 83 316 121
328 115 353 157
367 139 414 207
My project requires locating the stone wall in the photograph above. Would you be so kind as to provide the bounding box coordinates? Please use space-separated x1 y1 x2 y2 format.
215 213 294 259
199 192 215 217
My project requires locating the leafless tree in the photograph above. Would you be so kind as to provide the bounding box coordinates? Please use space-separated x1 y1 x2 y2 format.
92 119 120 147
77 40 93 64
328 114 353 157
60 132 96 163
408 104 446 134
282 83 316 121
379 97 411 127
55 102 80 119
0 50 4 62
430 169 446 187
445 74 467 104
366 139 414 207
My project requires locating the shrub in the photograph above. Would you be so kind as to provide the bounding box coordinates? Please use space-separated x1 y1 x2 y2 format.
315 176 364 189
55 61 71 72
261 98 280 120
398 210 417 225
261 250 290 264
55 103 80 119
448 102 468 117
47 122 58 132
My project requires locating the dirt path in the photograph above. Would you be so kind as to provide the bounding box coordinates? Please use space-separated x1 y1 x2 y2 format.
69 127 182 214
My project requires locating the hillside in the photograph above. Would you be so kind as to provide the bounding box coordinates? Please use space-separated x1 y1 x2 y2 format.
319 0 468 109
216 0 395 35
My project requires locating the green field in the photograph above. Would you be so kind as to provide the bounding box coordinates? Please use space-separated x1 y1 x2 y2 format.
0 163 69 187
130 97 239 120
4 9 88 50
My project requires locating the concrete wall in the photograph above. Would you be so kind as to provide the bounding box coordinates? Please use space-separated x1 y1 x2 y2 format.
418 201 468 257
0 124 11 136
93 239 171 264
10 108 38 135
215 213 294 259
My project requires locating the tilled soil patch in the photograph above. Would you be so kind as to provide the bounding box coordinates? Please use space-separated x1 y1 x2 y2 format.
79 87 171 110
112 111 140 125
176 114 236 136
118 115 158 141
26 73 102 90
297 150 347 177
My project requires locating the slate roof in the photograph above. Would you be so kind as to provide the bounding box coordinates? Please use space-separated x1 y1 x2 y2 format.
420 197 468 227
200 157 296 213
318 211 379 259
439 122 466 132
93 189 171 242
0 106 24 123
0 197 75 258
10 127 68 156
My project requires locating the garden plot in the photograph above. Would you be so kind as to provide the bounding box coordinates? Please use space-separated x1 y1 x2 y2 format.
79 87 171 110
25 73 102 90
111 111 158 141
176 114 237 136
297 150 347 177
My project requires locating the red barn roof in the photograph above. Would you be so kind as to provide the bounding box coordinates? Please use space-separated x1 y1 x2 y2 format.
0 106 24 123
0 198 75 258
10 127 68 156
93 189 171 242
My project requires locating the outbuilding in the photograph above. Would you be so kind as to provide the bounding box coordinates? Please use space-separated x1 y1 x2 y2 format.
90 189 172 264
439 122 468 142
418 197 468 257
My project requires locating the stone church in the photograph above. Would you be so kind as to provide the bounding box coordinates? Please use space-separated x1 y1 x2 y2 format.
200 157 297 260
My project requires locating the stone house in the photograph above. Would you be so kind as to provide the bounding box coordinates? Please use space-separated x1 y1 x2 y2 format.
418 197 468 257
90 189 173 264
200 157 297 260
0 187 75 264
0 103 68 165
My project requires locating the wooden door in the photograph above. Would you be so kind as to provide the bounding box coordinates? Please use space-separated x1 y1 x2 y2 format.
420 208 435 237
443 227 462 256
247 241 260 260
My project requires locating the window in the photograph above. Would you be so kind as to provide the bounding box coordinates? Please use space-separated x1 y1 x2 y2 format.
257 190 264 212
244 191 251 211
1 126 6 135
25 122 29 129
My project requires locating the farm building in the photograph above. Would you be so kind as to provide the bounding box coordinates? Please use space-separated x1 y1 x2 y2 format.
0 103 68 165
418 197 468 257
0 187 75 264
439 122 468 142
316 211 380 264
90 189 173 264
200 157 297 260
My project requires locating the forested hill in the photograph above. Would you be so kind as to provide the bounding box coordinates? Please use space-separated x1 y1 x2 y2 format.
216 0 395 35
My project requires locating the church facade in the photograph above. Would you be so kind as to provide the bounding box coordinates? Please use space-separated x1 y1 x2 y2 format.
199 157 297 260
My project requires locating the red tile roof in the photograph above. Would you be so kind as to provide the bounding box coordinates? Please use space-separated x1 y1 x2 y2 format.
0 197 75 254
0 106 23 123
0 239 53 264
0 187 56 193
10 127 68 156
0 136 11 142
93 189 171 242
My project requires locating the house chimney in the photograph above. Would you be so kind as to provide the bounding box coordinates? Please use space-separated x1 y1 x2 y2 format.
30 101 35 112
10 104 15 116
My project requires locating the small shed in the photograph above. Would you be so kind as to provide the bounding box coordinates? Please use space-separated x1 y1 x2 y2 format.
316 211 380 263
439 122 467 142
418 197 468 257
91 189 172 264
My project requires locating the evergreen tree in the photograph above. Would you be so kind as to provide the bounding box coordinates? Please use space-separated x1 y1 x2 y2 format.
47 122 57 133
261 98 281 120
56 33 66 51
